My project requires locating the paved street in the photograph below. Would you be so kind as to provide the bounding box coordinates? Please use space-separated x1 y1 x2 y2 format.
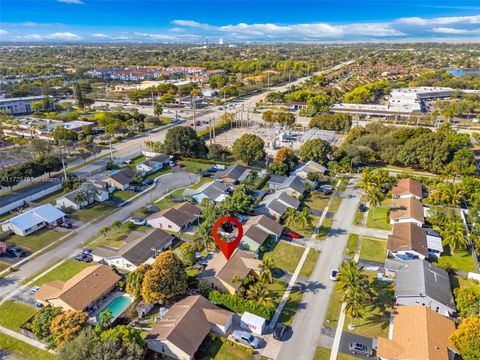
0 172 198 302
278 177 362 360
338 332 376 359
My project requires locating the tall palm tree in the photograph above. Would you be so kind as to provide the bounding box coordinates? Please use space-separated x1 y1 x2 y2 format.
246 282 272 306
357 167 376 194
373 169 390 188
367 187 385 221
194 226 216 252
260 256 275 284
444 184 464 207
297 208 314 230
283 208 298 229
440 221 469 255
337 261 370 329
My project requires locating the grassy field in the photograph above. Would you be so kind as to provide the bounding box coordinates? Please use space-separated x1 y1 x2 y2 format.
31 259 94 287
433 249 476 272
288 215 320 239
345 234 359 258
94 224 150 249
278 286 302 326
269 280 288 306
68 202 116 223
365 198 393 231
324 280 343 327
0 301 36 331
155 189 185 210
305 191 330 211
0 333 56 360
111 189 136 202
6 229 64 253
300 248 320 278
179 160 211 173
359 237 387 263
189 177 213 190
450 274 480 291
266 241 305 274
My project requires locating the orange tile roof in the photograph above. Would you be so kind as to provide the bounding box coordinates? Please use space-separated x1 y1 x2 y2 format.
390 198 424 223
393 178 423 198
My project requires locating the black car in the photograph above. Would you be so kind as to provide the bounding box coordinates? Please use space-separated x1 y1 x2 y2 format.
142 178 154 186
359 203 367 212
273 323 289 341
60 221 72 229
202 172 212 178
9 247 26 258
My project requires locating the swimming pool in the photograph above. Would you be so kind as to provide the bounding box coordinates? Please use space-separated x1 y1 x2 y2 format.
97 294 133 321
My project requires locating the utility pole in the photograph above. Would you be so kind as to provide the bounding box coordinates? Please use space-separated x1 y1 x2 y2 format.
209 117 212 145
60 148 68 182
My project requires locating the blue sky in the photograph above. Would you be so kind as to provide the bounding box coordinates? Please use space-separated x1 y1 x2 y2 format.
1 0 480 42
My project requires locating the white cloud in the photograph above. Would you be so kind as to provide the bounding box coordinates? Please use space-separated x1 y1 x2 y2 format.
57 0 84 4
431 27 480 34
92 33 109 38
22 32 81 40
0 29 8 35
397 15 480 26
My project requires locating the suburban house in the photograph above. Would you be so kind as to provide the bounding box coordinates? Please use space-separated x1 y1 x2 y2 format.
425 228 444 258
146 202 201 232
387 223 429 260
294 160 327 180
186 181 231 203
55 182 109 211
34 264 121 311
275 175 306 198
215 164 251 185
377 306 457 360
199 249 262 295
258 191 300 220
268 175 287 190
136 154 170 175
103 168 137 191
147 295 234 360
91 229 175 271
392 178 423 200
1 204 66 236
390 197 425 226
394 259 456 317
240 215 284 252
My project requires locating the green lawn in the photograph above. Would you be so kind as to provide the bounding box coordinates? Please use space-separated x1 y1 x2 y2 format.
265 241 305 274
433 249 476 273
68 202 116 223
94 224 150 249
316 217 332 240
197 336 254 360
268 280 288 306
314 347 357 360
31 259 94 287
37 189 67 206
278 286 302 326
359 237 387 263
365 198 393 231
345 234 359 258
111 189 136 202
324 280 343 327
344 272 394 338
189 177 214 190
450 274 480 292
0 301 36 331
305 191 330 211
127 155 147 168
0 333 56 360
144 166 173 180
155 189 185 210
353 196 367 226
6 228 64 253
300 248 320 278
179 160 211 173
288 214 320 239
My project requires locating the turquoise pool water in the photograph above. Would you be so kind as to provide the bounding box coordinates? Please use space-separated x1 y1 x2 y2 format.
446 69 480 77
97 295 133 321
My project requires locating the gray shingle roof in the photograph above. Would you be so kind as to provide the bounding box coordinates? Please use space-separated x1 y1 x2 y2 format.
278 175 306 194
395 260 456 311
216 164 248 181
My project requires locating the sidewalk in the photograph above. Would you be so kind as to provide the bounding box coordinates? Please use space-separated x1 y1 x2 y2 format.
0 325 52 352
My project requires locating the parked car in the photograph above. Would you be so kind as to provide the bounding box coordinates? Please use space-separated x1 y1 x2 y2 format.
142 178 154 186
207 166 218 173
285 231 302 239
75 254 93 263
329 269 340 281
60 221 72 229
82 248 92 255
349 342 373 357
9 247 26 258
29 286 40 296
202 172 212 178
130 218 147 226
232 330 261 349
319 184 333 191
273 323 289 341
359 203 367 212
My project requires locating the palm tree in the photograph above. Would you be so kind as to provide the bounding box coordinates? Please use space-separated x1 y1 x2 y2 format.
260 256 275 284
283 208 298 229
337 261 370 330
373 169 390 188
366 187 385 221
357 167 376 194
444 184 464 207
440 221 469 255
297 208 314 230
194 226 216 252
97 309 113 329
246 282 272 306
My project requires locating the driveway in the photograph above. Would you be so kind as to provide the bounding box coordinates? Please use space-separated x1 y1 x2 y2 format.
339 332 376 359
0 172 199 302
277 177 362 360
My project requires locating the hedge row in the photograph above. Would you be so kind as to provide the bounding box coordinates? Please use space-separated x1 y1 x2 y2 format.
208 290 274 320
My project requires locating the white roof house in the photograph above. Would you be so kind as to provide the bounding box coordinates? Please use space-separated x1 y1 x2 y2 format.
1 204 66 236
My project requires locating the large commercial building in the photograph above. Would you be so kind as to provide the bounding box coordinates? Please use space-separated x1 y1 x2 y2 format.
0 95 55 115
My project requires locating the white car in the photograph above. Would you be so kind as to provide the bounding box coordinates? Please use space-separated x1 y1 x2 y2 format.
329 269 340 281
130 218 147 226
29 286 40 296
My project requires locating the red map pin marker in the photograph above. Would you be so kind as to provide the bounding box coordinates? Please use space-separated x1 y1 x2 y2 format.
212 216 244 261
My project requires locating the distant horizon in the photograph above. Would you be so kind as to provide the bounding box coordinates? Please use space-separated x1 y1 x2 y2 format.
1 0 480 43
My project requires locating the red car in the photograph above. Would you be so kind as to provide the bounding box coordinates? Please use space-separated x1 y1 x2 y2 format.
285 231 302 239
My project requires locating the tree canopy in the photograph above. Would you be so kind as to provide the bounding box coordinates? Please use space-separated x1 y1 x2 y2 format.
232 134 266 165
163 126 207 158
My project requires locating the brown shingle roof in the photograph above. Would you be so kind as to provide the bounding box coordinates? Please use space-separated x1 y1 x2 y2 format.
390 198 424 223
147 295 232 358
377 306 457 360
108 168 137 186
147 202 201 227
243 215 283 245
199 249 262 290
35 264 121 311
388 223 428 257
393 178 423 198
